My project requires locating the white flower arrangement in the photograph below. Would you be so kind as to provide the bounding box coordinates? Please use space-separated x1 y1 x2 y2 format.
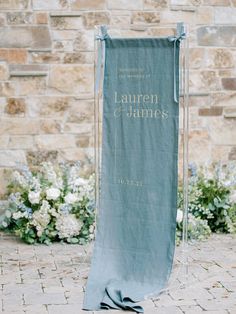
0 162 95 245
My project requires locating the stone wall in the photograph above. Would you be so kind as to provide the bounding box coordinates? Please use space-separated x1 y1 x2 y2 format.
0 0 236 198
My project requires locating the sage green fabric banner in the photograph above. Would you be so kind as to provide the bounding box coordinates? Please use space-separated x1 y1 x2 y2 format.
83 27 184 312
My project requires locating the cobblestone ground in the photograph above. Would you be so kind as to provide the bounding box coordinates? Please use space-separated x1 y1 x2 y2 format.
0 232 235 314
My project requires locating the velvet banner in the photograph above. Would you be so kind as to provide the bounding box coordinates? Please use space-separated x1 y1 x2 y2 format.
83 25 185 313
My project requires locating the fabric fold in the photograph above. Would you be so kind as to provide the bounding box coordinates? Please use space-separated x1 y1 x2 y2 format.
100 280 144 313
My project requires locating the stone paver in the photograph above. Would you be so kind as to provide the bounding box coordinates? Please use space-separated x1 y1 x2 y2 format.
0 232 235 314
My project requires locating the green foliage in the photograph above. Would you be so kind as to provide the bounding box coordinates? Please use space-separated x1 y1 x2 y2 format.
177 162 236 243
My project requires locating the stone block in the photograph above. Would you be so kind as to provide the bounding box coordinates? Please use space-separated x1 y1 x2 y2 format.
148 27 175 37
108 0 142 9
210 92 236 107
73 30 94 51
210 117 236 145
8 135 34 149
5 98 26 115
218 70 234 77
211 145 231 162
197 26 236 47
11 76 46 96
28 96 70 118
0 119 40 135
50 16 83 30
0 150 26 167
58 148 87 162
0 26 52 49
71 0 106 10
63 52 94 64
215 8 236 24
0 0 30 10
39 120 61 134
161 10 195 24
49 65 94 95
0 49 27 64
30 52 61 64
206 49 234 68
35 134 76 150
35 12 48 24
189 70 220 93
52 30 77 41
32 0 69 10
82 12 110 28
26 150 58 167
189 48 205 69
0 136 9 149
222 78 236 90
131 12 160 24
53 40 73 52
144 0 168 9
0 62 9 80
0 81 16 97
188 130 211 165
68 99 94 123
199 107 223 116
223 107 236 118
9 64 48 76
196 7 214 24
6 12 33 24
75 136 90 148
63 122 93 135
110 15 131 25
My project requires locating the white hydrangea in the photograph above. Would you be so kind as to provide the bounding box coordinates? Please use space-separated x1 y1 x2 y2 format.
46 187 61 201
55 214 82 239
13 211 27 220
40 200 50 211
12 171 28 188
74 177 87 186
28 191 41 205
48 207 59 217
64 192 78 204
31 200 51 236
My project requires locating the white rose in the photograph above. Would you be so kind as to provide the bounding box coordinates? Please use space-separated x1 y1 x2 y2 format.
176 209 183 223
28 191 41 204
46 188 61 201
74 177 87 186
64 193 78 204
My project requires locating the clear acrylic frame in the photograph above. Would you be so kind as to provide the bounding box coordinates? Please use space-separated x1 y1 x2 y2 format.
93 24 190 299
